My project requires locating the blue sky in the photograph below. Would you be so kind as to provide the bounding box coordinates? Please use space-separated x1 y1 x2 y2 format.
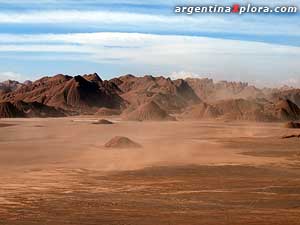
0 0 299 87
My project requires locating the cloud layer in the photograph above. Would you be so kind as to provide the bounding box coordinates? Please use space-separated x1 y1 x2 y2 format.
0 71 24 82
0 0 298 86
0 32 299 86
0 10 298 38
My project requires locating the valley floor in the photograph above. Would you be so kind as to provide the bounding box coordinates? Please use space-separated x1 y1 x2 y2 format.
0 118 300 225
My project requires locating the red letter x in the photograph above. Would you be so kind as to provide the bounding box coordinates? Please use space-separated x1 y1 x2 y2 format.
232 4 240 13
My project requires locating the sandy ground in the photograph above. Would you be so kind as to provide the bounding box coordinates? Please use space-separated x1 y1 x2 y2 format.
0 117 300 224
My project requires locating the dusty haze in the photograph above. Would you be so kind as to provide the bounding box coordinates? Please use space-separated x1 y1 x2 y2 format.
1 117 300 224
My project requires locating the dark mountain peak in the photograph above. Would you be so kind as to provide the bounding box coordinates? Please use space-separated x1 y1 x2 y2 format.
124 74 135 78
0 73 125 113
83 73 103 83
73 75 88 83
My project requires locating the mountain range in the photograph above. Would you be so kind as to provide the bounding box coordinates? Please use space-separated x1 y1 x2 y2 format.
1 73 300 122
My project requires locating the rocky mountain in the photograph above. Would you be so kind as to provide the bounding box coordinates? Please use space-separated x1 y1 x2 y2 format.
14 101 66 118
0 100 65 118
0 102 25 118
269 89 300 107
110 75 200 113
0 73 125 114
181 98 300 122
185 78 265 102
274 98 300 121
1 73 300 121
0 80 24 94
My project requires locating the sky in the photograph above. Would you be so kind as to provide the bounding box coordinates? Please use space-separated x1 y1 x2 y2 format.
0 0 299 87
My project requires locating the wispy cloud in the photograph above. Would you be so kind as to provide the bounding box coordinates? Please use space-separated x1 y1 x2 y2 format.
0 0 298 83
280 78 300 88
0 10 298 38
0 71 24 81
0 32 298 83
0 44 92 53
0 0 299 6
170 71 203 79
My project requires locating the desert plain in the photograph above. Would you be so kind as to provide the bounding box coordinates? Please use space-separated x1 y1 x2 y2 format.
0 117 300 225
